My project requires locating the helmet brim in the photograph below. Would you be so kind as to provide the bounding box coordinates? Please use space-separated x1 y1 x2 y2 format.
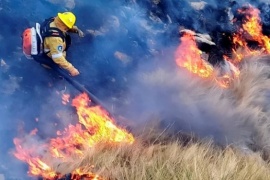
58 13 74 29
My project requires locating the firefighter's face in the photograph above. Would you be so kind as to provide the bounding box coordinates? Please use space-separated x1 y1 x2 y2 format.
63 26 70 32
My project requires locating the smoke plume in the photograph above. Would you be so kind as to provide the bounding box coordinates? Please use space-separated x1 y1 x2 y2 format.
0 0 270 178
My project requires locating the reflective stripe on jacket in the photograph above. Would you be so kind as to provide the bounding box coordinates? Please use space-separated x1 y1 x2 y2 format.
43 21 74 72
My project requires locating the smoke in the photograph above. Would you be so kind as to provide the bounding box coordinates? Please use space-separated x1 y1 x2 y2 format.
1 0 270 178
119 56 270 151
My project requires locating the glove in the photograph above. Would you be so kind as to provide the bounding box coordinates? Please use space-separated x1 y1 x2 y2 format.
77 29 84 37
73 26 84 37
70 67 80 76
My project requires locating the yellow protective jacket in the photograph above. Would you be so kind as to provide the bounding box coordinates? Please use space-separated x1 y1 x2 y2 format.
43 19 75 73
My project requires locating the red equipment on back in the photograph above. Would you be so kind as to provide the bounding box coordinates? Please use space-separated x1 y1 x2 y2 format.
22 23 43 59
22 28 33 59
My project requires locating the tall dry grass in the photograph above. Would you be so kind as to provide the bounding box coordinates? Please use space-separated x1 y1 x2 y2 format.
52 56 270 180
228 56 270 156
54 137 270 180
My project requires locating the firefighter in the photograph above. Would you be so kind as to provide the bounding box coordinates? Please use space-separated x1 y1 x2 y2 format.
34 12 84 76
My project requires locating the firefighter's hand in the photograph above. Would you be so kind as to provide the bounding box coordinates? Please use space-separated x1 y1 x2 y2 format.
77 29 84 37
70 68 80 76
73 26 84 37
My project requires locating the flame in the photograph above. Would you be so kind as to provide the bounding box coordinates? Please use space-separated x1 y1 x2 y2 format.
62 93 70 105
13 137 56 178
174 6 270 88
175 32 214 78
232 5 270 62
214 57 240 88
174 32 239 88
13 93 134 179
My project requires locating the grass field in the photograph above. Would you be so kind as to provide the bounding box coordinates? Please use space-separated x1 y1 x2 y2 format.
53 135 270 180
52 56 270 180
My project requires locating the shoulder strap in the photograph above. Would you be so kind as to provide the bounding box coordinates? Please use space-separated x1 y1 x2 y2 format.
40 17 65 42
39 17 72 53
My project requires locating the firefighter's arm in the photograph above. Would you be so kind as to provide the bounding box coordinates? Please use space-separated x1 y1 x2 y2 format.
69 26 84 37
48 37 79 76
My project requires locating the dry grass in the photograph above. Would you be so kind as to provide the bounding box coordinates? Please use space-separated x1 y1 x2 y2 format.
228 56 270 155
54 136 270 180
52 56 270 180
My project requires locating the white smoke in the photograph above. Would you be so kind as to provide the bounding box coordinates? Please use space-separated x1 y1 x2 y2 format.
120 55 270 154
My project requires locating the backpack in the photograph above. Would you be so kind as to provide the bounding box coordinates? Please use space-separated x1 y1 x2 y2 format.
22 17 71 59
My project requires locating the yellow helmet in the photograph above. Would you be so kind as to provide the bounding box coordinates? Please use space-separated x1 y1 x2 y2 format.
57 12 76 29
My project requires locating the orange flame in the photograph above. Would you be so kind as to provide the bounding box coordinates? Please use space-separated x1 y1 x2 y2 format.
62 93 70 105
174 6 270 88
174 32 239 88
175 32 214 78
232 5 270 62
13 93 134 179
13 137 57 178
214 56 240 88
